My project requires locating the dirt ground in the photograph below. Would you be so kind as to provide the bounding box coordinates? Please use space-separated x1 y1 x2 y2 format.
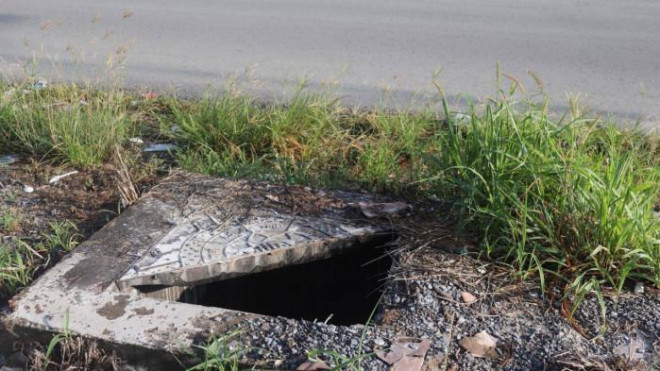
0 160 162 301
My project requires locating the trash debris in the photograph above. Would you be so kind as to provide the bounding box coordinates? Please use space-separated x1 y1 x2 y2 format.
454 112 471 124
48 171 79 185
296 360 331 370
461 291 477 304
128 137 144 145
375 337 430 371
458 331 497 358
143 143 178 152
634 282 644 294
0 155 18 166
33 80 47 90
141 91 157 100
23 185 34 193
169 125 180 133
130 91 157 107
359 201 408 218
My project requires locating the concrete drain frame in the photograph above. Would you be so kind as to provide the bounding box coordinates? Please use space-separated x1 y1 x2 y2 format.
3 172 400 367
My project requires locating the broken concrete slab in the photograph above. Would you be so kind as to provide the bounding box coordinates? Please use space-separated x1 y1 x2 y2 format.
3 172 395 367
118 215 380 288
117 173 388 288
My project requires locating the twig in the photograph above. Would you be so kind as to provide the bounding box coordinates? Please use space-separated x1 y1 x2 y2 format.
442 313 455 371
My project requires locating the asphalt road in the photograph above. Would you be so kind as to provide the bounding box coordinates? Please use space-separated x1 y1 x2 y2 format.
1 0 659 127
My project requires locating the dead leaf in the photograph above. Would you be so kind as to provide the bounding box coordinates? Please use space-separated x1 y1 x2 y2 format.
265 194 281 202
421 355 441 371
296 360 330 370
359 201 408 218
458 331 497 358
392 355 424 371
408 339 431 356
376 337 430 371
461 291 477 304
375 348 405 365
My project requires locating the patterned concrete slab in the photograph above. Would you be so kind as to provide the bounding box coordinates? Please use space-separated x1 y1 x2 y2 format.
117 173 388 288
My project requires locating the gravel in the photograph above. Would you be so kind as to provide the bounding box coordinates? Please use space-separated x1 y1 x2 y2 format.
233 247 660 370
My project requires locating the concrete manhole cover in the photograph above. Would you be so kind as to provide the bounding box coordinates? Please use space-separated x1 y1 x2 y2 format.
119 214 380 287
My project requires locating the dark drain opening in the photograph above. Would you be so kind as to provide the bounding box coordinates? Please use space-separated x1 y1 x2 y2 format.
187 238 393 326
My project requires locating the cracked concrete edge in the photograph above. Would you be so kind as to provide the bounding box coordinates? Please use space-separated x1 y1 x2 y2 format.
3 251 258 367
0 187 252 366
61 195 180 292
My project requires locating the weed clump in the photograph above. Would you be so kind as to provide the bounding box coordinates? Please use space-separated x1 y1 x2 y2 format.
428 101 660 300
0 83 134 167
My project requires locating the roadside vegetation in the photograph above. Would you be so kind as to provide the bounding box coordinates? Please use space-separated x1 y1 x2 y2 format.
1 78 659 368
0 217 80 301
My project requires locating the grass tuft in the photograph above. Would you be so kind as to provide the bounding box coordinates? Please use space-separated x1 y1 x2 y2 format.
425 100 660 298
0 83 135 167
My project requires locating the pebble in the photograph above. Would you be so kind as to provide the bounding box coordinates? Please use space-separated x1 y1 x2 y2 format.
22 185 34 193
461 292 477 304
129 137 144 145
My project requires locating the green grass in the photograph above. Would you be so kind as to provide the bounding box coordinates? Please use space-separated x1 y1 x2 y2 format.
163 92 438 192
1 208 21 233
427 101 660 298
0 221 82 300
1 79 659 308
186 331 244 371
0 83 137 167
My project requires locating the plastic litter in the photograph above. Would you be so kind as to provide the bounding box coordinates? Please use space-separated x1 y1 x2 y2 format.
141 91 158 100
454 112 471 124
143 143 178 152
48 171 79 185
23 185 34 193
129 137 144 145
0 155 18 165
33 80 48 90
359 201 408 218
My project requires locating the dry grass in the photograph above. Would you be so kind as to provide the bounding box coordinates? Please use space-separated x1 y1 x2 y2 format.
27 336 121 371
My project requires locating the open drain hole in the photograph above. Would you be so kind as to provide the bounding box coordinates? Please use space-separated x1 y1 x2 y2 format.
184 238 393 326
